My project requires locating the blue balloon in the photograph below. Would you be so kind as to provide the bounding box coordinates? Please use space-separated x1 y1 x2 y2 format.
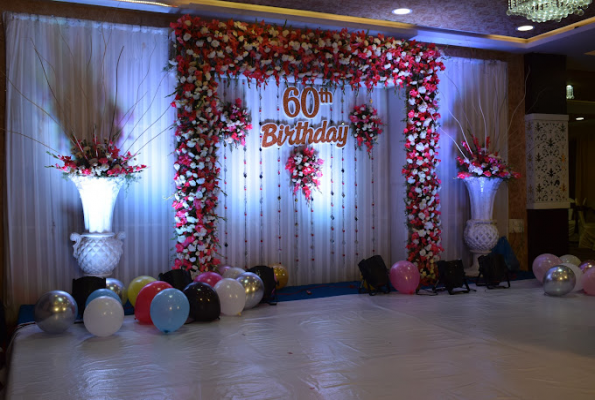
86 288 121 308
150 288 190 333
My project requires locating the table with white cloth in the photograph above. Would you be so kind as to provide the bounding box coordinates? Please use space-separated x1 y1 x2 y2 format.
6 280 595 400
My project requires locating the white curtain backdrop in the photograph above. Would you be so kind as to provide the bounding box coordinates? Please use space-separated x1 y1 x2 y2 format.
4 13 175 312
216 82 395 285
438 57 509 267
3 13 510 308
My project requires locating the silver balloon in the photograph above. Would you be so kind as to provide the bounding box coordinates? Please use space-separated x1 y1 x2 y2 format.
543 265 576 296
236 272 264 310
34 290 78 334
106 278 128 304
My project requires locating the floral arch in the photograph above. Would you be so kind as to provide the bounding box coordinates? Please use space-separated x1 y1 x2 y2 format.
170 15 445 278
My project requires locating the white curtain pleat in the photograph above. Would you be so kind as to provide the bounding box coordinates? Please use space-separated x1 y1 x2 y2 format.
438 57 509 266
5 13 175 312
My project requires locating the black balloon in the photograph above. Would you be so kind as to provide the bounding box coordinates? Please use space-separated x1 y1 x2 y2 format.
159 269 192 291
183 282 221 322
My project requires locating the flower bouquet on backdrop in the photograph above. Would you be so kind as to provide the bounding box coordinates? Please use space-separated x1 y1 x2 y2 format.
455 135 520 180
285 146 324 203
219 98 252 147
349 104 383 153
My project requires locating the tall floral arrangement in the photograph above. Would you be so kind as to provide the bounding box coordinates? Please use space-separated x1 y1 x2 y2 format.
285 146 323 203
171 15 444 274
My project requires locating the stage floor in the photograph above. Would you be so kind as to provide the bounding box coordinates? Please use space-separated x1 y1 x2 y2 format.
6 280 595 400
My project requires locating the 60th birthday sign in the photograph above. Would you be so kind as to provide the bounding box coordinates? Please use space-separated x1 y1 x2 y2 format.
261 87 349 148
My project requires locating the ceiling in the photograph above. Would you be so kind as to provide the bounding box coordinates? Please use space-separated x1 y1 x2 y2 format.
52 0 595 70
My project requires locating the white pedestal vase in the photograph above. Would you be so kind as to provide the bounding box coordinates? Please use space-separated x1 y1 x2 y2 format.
69 175 126 277
462 176 503 277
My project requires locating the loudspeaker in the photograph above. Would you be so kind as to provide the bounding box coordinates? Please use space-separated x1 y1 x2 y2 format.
477 253 510 289
358 255 391 296
434 260 471 295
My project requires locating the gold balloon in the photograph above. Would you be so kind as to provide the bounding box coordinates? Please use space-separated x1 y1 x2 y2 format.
271 264 289 290
127 275 156 307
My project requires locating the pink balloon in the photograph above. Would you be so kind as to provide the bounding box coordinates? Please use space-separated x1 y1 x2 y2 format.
583 268 595 295
579 260 595 274
194 271 223 288
389 261 420 294
532 254 562 284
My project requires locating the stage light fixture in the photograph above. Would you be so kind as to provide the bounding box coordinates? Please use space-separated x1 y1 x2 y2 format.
434 260 471 295
358 255 391 295
477 253 511 289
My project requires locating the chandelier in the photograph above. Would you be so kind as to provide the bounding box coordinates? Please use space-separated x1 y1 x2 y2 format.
507 1 592 23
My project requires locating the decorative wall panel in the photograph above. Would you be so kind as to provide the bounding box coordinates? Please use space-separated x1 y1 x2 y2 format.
525 114 569 209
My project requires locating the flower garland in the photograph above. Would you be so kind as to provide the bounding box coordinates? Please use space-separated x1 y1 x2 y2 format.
171 15 444 274
456 136 520 179
50 137 147 179
220 98 252 148
349 104 383 153
285 146 323 203
403 80 444 274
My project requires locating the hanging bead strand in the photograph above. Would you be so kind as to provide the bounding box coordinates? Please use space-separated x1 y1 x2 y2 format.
329 90 335 268
258 87 264 264
294 85 300 278
277 84 282 264
242 80 248 269
223 79 229 262
341 90 346 271
370 92 376 255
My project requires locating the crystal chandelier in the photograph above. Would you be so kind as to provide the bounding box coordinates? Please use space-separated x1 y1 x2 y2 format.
507 1 592 23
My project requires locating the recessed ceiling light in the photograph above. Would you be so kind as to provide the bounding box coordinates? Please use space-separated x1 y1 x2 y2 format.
392 8 412 15
576 117 585 121
517 25 534 31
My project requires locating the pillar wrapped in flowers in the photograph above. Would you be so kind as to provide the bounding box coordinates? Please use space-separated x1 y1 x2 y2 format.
51 138 146 277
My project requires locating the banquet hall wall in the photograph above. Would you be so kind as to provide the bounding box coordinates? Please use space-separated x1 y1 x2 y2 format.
0 0 527 321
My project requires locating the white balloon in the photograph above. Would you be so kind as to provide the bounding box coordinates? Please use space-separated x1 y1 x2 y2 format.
222 267 245 280
560 262 583 292
84 296 124 337
560 254 581 266
214 278 246 316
